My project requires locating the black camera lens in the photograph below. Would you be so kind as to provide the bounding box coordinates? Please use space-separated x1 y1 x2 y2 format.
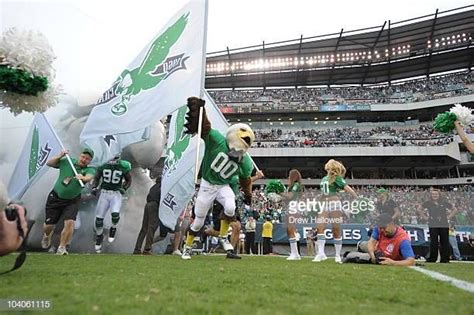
5 206 18 222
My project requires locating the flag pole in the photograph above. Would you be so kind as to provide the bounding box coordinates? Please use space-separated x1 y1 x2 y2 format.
194 0 208 184
41 113 84 187
194 107 204 184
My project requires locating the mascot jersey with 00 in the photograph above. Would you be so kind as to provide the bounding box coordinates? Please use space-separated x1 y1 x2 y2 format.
97 159 132 191
201 129 253 185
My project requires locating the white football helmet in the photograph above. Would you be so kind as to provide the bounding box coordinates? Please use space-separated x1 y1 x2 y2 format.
226 123 255 154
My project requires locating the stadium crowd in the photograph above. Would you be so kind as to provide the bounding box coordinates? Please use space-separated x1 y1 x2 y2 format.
210 72 473 112
241 185 473 226
252 125 453 148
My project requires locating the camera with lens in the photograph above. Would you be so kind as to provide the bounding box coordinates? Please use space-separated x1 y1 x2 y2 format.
374 250 385 264
4 205 19 222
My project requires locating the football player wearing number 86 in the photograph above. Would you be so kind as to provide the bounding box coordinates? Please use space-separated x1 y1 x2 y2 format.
181 97 254 260
92 154 132 253
314 159 357 264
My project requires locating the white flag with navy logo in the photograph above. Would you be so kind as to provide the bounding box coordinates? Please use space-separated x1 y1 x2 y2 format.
80 0 208 166
159 90 243 230
7 113 64 200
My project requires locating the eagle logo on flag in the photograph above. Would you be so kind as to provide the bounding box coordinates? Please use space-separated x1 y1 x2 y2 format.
163 106 191 175
95 12 191 117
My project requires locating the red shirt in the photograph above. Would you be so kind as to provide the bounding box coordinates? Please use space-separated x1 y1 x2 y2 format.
377 227 411 261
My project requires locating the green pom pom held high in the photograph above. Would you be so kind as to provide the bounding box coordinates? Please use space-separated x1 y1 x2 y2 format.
433 104 473 154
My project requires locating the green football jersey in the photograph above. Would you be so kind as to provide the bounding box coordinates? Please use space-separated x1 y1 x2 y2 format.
288 182 302 200
320 175 346 195
98 159 132 191
201 129 253 185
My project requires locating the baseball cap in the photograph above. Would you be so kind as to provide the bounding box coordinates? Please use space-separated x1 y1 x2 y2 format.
376 213 393 227
82 148 94 158
377 188 388 193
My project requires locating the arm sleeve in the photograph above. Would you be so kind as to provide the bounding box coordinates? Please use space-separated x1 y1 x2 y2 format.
85 167 97 177
399 240 415 259
202 129 223 147
370 227 380 241
122 161 132 173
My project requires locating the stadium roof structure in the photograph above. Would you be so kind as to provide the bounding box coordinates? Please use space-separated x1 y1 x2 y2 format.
205 6 474 89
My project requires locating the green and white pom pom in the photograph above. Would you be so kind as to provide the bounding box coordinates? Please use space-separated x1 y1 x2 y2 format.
265 179 285 203
434 112 457 133
434 104 473 133
0 28 59 115
450 104 474 126
265 179 285 195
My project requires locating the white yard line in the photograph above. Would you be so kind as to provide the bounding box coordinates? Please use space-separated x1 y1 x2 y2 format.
410 266 474 294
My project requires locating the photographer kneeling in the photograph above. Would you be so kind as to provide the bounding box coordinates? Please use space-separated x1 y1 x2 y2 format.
344 214 415 266
0 182 28 266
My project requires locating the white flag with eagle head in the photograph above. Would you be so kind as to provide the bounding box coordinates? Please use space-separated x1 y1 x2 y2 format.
7 113 64 200
80 0 208 166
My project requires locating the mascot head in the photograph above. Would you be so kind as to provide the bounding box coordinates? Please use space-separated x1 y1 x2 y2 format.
226 123 255 159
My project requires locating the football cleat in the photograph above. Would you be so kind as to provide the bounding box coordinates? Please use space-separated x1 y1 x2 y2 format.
218 237 234 252
56 246 68 255
108 227 117 243
312 254 328 262
172 249 182 256
286 255 302 261
226 250 242 259
335 256 342 264
41 233 52 249
181 246 192 260
95 234 104 253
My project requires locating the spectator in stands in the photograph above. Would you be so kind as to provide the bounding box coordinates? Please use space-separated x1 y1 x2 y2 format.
376 188 401 223
262 215 273 255
211 72 472 109
417 188 458 263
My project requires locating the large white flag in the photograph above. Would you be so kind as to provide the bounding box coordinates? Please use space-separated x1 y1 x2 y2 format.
7 113 63 200
159 91 246 230
80 0 208 166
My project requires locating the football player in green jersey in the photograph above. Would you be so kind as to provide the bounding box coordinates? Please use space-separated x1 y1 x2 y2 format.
181 97 254 260
314 159 357 264
92 155 132 253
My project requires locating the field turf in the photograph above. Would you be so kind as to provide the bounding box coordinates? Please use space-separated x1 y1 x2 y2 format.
0 253 473 314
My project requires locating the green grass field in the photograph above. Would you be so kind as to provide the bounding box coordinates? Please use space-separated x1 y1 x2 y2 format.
1 253 473 315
